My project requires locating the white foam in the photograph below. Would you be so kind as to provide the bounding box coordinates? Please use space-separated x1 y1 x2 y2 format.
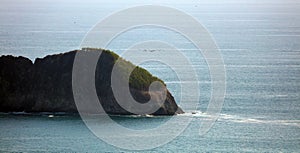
219 115 300 128
179 111 300 128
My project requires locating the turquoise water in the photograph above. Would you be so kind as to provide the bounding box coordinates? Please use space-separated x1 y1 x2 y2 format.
1 0 300 152
0 114 299 152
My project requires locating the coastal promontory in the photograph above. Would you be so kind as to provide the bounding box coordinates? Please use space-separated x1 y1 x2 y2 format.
0 48 183 115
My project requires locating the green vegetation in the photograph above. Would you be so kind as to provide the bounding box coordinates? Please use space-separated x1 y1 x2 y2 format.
103 49 165 90
83 47 165 90
129 66 164 90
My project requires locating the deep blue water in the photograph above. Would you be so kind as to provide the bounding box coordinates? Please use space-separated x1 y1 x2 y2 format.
0 0 300 152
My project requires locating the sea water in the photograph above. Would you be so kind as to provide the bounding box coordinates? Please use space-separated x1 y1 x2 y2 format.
0 0 299 152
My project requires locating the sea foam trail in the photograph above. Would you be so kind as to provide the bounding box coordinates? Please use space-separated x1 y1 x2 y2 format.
179 111 300 128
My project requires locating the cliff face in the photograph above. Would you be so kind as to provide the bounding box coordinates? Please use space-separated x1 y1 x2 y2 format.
0 55 33 112
0 49 183 115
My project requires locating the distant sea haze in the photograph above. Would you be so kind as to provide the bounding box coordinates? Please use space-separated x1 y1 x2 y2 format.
0 0 300 152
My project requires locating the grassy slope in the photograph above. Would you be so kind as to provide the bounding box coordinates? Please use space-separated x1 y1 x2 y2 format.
85 48 165 90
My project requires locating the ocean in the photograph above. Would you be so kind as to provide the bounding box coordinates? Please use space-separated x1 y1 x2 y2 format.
0 0 299 152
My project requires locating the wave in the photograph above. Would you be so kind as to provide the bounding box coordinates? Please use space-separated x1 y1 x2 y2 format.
0 112 77 116
2 111 299 128
109 114 155 118
178 111 300 128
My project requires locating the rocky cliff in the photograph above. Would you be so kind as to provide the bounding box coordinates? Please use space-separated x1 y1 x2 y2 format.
0 49 183 115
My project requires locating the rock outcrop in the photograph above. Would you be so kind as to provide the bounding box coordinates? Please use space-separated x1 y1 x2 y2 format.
0 49 183 115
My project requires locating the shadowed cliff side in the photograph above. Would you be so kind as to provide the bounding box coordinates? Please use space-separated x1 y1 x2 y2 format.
0 49 183 115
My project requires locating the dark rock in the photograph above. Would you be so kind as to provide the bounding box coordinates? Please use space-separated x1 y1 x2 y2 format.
0 55 33 112
0 49 183 115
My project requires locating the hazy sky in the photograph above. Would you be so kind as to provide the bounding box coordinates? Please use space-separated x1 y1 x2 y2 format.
0 0 299 59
